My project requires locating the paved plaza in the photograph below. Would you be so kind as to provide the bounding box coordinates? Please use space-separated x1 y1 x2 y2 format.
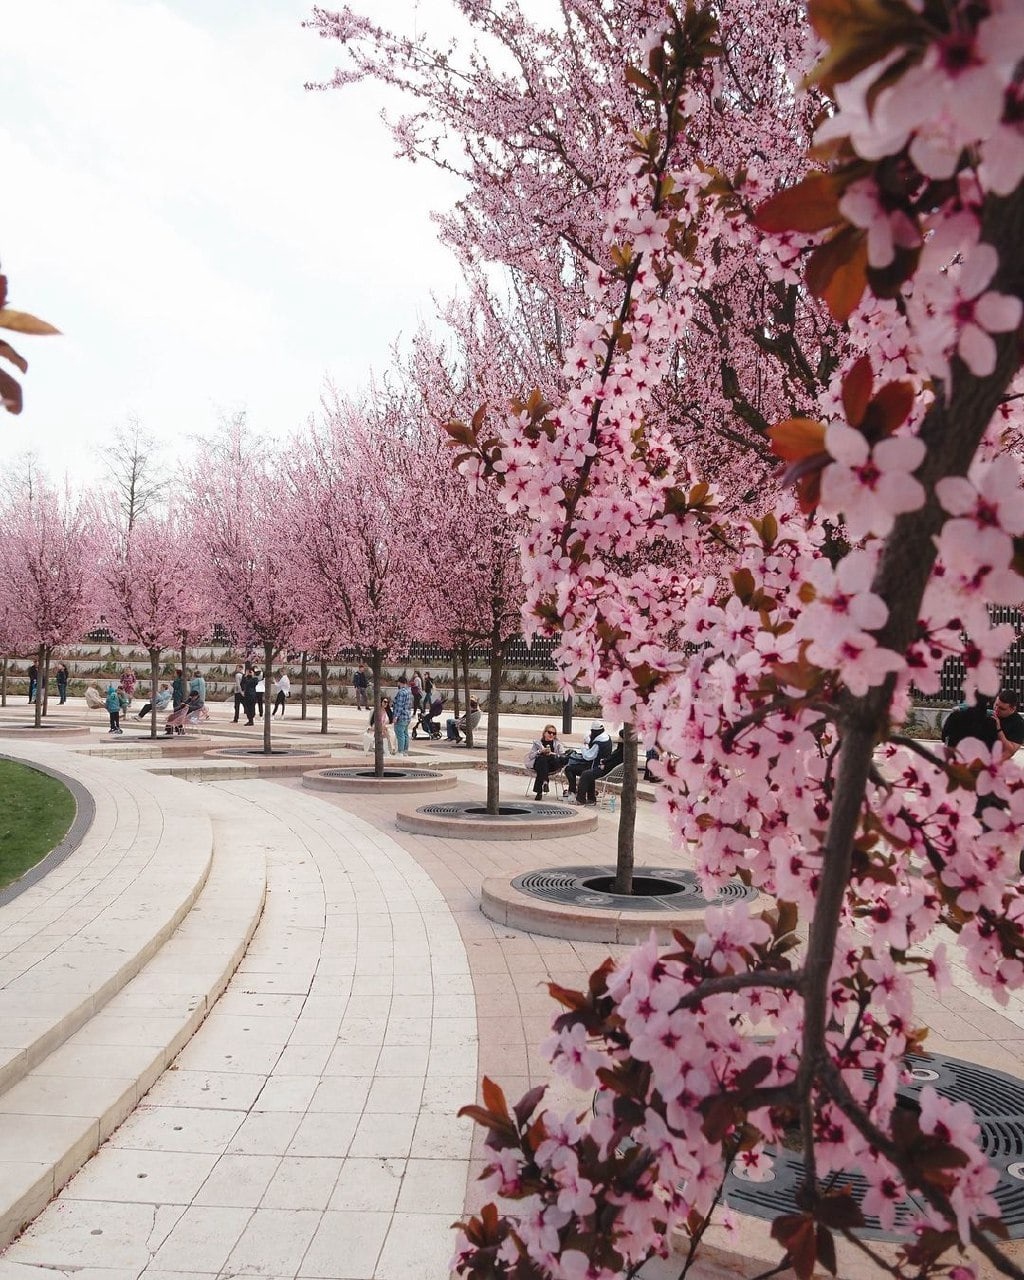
1 701 1023 1278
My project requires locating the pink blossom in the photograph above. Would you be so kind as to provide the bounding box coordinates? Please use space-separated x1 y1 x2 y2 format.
839 179 920 269
820 425 925 540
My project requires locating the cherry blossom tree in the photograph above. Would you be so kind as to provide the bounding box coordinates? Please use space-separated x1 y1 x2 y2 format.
0 483 95 727
403 326 527 809
309 0 832 501
94 511 204 739
289 387 424 775
426 3 1024 1278
189 420 305 755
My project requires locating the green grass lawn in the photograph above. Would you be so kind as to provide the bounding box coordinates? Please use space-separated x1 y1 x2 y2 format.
0 760 76 890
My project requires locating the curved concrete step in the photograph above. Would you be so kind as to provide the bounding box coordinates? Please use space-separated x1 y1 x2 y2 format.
0 782 267 1246
0 743 215 1097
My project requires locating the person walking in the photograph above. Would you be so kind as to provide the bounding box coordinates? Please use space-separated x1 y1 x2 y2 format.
104 683 123 734
56 663 69 705
27 662 38 704
423 671 434 706
392 675 413 755
232 664 244 723
410 670 424 714
272 670 291 717
353 663 370 711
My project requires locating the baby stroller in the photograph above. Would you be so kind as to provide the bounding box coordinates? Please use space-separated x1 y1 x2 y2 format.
413 696 444 740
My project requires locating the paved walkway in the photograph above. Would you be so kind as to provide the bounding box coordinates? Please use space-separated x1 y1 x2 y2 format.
4 705 1024 1279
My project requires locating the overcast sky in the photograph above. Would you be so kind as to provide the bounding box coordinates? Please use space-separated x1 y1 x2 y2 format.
3 0 467 486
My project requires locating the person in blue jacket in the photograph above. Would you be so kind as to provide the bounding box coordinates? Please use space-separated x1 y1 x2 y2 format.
104 684 124 734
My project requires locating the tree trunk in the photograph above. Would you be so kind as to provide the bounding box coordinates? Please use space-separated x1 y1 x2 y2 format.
41 646 51 718
461 644 473 748
371 650 384 777
320 658 329 734
263 641 274 755
1 656 7 707
180 637 188 683
33 642 44 728
614 723 639 895
452 652 461 720
485 636 504 814
149 648 160 740
301 651 308 720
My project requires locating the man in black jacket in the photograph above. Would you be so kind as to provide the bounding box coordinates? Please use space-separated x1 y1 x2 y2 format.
240 665 258 726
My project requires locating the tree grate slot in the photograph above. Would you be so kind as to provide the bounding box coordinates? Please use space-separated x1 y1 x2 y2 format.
419 802 573 820
724 1053 1024 1240
511 865 756 912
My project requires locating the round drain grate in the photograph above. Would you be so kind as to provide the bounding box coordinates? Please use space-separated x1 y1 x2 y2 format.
724 1053 1024 1240
213 747 322 757
418 801 574 821
319 767 441 780
512 865 756 912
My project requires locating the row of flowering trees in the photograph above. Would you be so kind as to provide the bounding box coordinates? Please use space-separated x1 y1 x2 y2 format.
0 402 524 765
313 0 1024 1275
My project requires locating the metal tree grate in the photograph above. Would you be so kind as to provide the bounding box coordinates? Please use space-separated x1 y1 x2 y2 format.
724 1053 1024 1239
511 865 756 913
319 768 441 780
418 801 573 821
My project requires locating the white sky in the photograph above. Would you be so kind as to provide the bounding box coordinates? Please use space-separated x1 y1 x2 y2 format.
3 0 468 486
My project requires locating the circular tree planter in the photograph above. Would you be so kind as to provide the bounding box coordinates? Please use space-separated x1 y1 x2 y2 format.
303 766 457 795
98 733 215 753
677 1052 1024 1279
482 863 760 943
204 747 329 760
396 798 598 841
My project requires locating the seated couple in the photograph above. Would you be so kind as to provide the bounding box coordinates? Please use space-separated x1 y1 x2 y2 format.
525 721 616 804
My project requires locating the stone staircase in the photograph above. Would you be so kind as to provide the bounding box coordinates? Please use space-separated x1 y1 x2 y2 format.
0 741 268 1246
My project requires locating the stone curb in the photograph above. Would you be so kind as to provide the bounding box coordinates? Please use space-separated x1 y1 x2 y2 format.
480 874 727 943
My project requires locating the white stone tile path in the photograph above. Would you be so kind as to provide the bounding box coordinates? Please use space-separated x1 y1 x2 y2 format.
1 780 474 1280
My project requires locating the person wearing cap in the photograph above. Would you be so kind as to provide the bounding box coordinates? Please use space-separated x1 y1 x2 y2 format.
563 721 613 800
